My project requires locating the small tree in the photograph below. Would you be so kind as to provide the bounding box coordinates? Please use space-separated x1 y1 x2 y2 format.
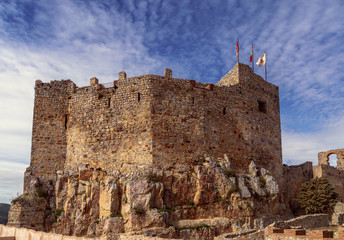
297 177 338 214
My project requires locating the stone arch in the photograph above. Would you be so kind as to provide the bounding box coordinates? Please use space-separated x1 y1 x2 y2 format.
327 153 338 167
318 149 344 170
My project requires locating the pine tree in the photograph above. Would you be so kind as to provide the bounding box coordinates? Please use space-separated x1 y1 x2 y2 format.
297 177 338 214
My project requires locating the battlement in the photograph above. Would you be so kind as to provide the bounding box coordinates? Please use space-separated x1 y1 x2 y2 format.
28 63 282 180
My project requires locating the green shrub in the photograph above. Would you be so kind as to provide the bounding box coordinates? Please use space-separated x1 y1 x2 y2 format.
146 173 162 183
297 177 338 214
153 207 175 213
224 169 236 178
55 208 64 217
111 213 123 217
133 206 145 215
259 175 266 188
178 224 212 231
252 193 263 201
186 201 195 206
229 185 238 193
36 189 47 198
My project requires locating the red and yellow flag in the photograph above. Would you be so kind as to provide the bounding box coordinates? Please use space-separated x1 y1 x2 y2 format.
235 39 239 58
250 44 253 62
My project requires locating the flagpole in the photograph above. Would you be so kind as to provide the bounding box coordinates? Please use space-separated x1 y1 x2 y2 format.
252 44 254 72
237 38 239 64
265 51 267 81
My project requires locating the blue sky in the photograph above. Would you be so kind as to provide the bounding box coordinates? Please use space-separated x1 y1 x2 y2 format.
1 0 344 203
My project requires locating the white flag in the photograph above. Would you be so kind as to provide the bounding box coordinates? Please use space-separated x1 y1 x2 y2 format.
256 52 266 67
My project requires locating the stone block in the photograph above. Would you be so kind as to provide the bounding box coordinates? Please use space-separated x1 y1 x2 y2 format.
0 226 15 237
206 84 214 91
164 68 172 78
266 228 284 234
119 71 127 80
308 230 333 238
283 229 306 236
90 77 99 86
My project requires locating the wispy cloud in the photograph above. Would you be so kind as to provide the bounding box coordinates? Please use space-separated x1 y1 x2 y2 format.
282 114 344 165
0 0 344 203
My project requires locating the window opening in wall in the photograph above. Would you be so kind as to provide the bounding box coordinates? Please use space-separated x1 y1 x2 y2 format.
64 114 69 130
328 154 338 167
192 97 195 105
138 93 141 102
107 98 111 108
258 100 267 113
223 107 226 115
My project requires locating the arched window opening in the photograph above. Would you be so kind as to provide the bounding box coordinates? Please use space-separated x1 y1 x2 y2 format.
328 154 338 167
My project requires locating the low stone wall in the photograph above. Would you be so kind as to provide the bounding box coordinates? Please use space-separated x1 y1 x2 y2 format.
284 214 330 229
265 226 344 239
0 224 106 240
0 225 174 240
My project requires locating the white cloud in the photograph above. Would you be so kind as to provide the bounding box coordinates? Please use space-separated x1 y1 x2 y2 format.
0 161 27 203
0 0 169 203
1 0 344 203
282 115 344 165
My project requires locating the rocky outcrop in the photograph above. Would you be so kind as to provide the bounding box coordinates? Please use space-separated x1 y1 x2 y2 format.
8 156 286 239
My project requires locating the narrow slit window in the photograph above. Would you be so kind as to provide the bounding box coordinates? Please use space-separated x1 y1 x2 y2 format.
192 97 195 105
258 100 267 113
223 107 226 115
64 114 69 130
138 93 141 102
107 98 111 108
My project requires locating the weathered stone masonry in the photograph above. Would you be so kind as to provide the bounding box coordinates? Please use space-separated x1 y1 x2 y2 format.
28 63 282 181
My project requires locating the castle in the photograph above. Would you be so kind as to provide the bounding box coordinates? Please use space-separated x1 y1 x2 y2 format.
7 63 344 239
29 63 281 180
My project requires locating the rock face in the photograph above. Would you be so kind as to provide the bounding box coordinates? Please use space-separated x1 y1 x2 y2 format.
8 157 287 239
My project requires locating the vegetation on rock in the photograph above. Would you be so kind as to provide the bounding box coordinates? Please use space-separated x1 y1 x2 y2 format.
146 173 162 183
297 177 338 214
224 169 236 178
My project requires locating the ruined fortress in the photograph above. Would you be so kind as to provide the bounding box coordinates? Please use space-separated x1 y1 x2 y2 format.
5 63 344 239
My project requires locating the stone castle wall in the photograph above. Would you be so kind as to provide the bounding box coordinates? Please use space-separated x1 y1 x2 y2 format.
65 74 155 173
282 162 313 214
30 80 76 177
27 64 282 179
29 63 282 177
314 164 344 202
